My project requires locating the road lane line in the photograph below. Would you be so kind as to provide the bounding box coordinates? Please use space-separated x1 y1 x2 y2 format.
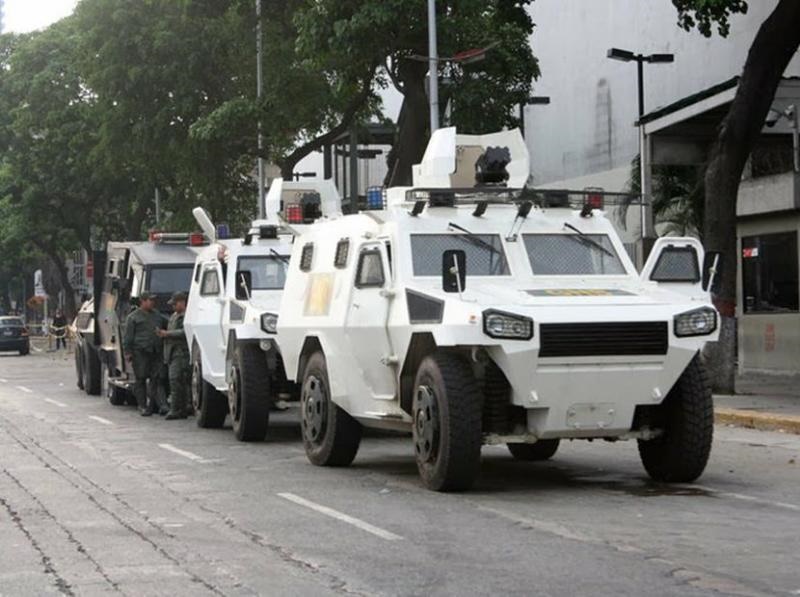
15 385 33 393
44 398 67 408
689 485 800 513
158 443 208 463
277 492 403 541
88 415 114 426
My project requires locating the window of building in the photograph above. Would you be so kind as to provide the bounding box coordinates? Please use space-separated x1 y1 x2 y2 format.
742 231 799 313
200 269 221 296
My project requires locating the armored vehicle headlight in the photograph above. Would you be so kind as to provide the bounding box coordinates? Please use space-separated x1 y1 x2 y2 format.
260 313 278 334
674 307 717 337
483 310 533 340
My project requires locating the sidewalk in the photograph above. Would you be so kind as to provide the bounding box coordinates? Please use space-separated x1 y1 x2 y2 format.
715 372 800 434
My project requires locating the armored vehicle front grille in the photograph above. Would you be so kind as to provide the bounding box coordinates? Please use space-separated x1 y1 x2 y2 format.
539 322 668 357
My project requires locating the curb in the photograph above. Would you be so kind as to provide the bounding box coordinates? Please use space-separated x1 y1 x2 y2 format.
715 408 800 435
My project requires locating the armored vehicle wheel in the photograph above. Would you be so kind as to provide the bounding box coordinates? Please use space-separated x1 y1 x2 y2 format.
301 351 361 466
229 343 270 442
75 345 85 390
83 345 101 396
638 357 713 483
412 352 482 492
102 364 127 406
507 439 560 461
192 349 227 428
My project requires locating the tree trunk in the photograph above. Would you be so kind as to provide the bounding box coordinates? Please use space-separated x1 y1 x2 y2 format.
34 241 78 318
385 59 430 187
702 0 800 393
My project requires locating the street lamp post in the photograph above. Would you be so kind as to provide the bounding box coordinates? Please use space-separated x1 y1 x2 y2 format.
519 96 551 140
256 0 266 219
607 48 674 249
427 0 440 133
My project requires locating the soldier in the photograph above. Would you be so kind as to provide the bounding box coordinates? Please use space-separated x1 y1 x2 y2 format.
123 292 167 416
157 291 191 420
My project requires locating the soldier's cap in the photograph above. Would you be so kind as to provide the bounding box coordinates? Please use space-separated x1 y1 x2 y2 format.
168 291 188 305
138 291 156 301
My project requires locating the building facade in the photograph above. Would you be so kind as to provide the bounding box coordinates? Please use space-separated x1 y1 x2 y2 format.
524 1 800 375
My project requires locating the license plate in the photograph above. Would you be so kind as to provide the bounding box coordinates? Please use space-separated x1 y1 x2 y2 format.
1 330 12 336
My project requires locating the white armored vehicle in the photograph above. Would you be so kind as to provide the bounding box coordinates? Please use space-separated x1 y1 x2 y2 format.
278 128 721 491
184 179 341 441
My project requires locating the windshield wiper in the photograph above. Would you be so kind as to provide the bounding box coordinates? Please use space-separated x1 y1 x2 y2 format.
563 223 614 257
448 222 503 256
270 249 289 265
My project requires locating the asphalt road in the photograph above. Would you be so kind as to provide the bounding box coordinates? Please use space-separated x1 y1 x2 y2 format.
1 351 798 597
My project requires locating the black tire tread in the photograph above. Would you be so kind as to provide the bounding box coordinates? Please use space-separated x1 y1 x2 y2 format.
303 352 361 467
194 349 227 428
638 357 713 482
416 352 483 492
232 343 270 442
84 345 101 396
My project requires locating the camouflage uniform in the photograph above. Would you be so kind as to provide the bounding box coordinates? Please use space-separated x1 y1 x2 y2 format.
123 297 167 415
163 301 191 418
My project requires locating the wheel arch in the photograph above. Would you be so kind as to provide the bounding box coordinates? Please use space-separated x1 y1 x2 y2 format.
399 332 437 415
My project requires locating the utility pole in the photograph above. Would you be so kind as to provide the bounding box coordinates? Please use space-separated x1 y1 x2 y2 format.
427 0 440 132
256 0 266 219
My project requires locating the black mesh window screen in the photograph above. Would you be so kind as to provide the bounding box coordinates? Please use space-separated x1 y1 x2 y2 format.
523 234 625 275
334 239 350 268
300 244 314 272
742 232 799 313
410 234 509 276
406 290 444 323
651 247 700 282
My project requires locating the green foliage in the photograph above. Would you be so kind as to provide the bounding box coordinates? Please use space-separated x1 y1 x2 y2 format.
672 0 749 37
627 156 705 239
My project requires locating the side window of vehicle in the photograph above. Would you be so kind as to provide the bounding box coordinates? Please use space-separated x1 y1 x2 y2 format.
200 269 221 296
355 249 385 288
334 239 350 268
194 263 201 283
300 243 314 272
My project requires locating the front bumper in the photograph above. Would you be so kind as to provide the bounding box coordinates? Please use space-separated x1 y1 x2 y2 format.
0 338 29 351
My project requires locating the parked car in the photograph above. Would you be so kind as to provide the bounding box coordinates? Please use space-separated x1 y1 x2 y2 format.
0 316 30 356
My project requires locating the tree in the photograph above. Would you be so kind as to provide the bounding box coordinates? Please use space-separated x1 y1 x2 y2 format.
673 0 800 392
294 0 539 186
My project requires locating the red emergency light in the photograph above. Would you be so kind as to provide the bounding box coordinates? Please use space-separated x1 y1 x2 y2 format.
584 187 604 211
189 232 205 246
285 204 303 224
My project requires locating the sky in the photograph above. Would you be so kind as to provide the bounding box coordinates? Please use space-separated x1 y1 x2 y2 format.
3 0 78 33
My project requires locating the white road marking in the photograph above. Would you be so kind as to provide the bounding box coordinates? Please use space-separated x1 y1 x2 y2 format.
88 415 114 426
689 485 800 513
0 378 7 382
278 492 403 541
44 398 67 408
158 443 209 463
15 385 33 394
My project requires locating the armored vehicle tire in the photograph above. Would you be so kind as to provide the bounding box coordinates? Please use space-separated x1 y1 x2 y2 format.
192 349 227 428
230 343 270 442
300 351 361 467
75 346 85 390
83 345 101 396
507 439 560 461
102 364 128 406
412 352 482 492
638 357 713 483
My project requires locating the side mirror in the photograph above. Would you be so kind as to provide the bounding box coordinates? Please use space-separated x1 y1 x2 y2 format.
442 249 466 293
236 271 252 300
702 251 723 293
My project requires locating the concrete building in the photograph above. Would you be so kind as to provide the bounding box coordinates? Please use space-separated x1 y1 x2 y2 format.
525 1 800 375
